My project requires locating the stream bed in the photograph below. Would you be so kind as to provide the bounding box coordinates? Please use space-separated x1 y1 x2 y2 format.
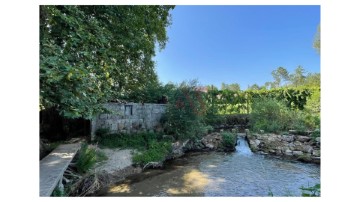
104 137 320 196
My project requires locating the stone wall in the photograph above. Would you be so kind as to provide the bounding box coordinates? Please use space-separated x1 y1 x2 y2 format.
91 103 166 139
246 131 320 164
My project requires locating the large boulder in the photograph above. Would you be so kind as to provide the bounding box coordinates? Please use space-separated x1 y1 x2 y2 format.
170 140 189 159
201 133 224 151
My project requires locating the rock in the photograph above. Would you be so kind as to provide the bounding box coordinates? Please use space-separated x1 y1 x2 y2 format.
294 141 302 146
312 150 320 157
293 151 304 156
285 149 293 156
205 143 215 149
170 139 190 158
296 135 311 142
201 133 222 150
311 157 321 164
281 135 294 142
254 139 261 147
297 154 312 162
315 137 321 143
302 145 314 154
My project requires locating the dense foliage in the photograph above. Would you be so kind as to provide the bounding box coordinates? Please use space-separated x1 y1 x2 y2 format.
249 97 319 133
204 87 316 115
40 5 174 118
162 81 208 140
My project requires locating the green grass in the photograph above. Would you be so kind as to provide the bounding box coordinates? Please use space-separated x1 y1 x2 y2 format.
96 132 172 166
132 141 172 166
75 143 108 174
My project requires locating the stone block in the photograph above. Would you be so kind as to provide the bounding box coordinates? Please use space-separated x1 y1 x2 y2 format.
293 151 304 156
296 135 311 142
282 135 294 142
111 123 117 131
99 114 108 119
118 122 125 130
302 145 313 153
285 149 293 156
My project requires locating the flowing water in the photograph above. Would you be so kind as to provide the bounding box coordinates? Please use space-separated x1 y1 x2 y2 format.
104 136 320 196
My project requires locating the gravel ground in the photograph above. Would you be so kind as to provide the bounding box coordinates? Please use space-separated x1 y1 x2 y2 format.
94 148 134 173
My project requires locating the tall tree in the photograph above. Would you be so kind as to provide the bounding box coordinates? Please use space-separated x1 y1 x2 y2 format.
313 24 321 54
40 5 175 118
304 73 320 87
289 66 307 87
271 66 290 88
248 84 262 90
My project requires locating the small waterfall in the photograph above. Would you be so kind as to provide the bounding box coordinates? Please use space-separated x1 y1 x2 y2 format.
235 136 253 155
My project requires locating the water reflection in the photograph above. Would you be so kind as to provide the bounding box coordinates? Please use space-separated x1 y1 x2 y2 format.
108 183 131 194
167 169 210 195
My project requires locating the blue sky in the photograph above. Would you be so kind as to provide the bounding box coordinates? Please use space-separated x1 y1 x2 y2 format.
154 5 320 89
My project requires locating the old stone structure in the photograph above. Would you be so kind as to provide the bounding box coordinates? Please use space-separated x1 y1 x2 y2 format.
91 103 166 140
246 130 320 163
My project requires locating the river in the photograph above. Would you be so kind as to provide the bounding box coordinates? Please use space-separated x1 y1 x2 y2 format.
104 137 320 196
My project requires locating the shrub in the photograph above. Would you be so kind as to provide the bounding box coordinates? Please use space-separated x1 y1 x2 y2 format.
250 97 290 133
221 132 237 149
97 132 164 150
162 81 208 140
76 144 97 174
75 143 107 174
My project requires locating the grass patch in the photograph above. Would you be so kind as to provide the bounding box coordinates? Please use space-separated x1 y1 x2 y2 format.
75 143 108 174
132 141 172 166
96 132 172 167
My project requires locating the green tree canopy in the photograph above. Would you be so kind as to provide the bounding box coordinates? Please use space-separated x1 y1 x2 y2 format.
40 5 175 118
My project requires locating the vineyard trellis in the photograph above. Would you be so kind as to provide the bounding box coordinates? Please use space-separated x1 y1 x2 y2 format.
204 87 319 115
